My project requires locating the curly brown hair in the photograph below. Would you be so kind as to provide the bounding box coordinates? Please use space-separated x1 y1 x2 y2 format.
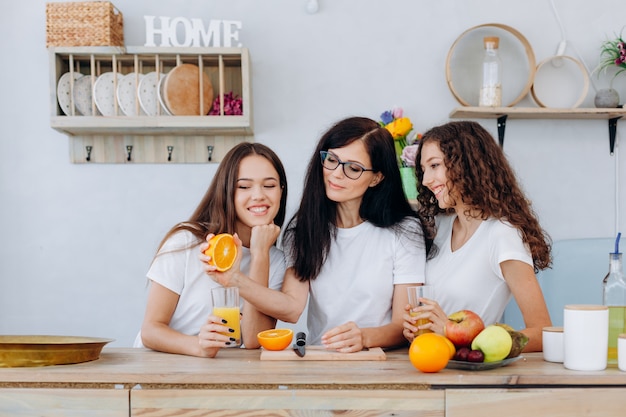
415 121 552 272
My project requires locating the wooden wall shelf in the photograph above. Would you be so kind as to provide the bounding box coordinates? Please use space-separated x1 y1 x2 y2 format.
450 107 625 153
48 46 253 163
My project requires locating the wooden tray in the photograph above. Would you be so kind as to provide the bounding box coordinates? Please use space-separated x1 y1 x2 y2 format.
0 335 113 367
260 346 386 361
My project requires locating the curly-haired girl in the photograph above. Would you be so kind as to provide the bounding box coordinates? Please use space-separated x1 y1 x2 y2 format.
403 121 552 352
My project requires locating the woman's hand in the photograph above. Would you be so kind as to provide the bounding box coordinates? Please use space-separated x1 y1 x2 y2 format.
401 297 448 342
197 314 239 357
321 321 363 353
249 224 280 256
200 233 244 287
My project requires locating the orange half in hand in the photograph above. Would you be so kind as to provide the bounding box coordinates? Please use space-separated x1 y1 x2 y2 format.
204 233 237 272
257 328 294 351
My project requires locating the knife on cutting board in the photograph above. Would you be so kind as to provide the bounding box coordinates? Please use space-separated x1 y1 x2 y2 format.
293 332 306 357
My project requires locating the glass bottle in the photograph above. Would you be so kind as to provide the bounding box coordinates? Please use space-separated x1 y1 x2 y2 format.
602 252 626 365
478 36 502 107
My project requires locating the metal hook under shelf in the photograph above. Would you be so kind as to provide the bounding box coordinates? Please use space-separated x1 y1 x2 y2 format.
85 145 92 162
167 146 174 162
126 145 133 162
207 145 214 162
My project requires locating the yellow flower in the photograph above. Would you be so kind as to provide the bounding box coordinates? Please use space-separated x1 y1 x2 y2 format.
385 117 413 140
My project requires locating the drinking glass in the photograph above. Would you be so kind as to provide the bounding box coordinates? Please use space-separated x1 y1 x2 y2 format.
407 285 434 336
211 287 241 347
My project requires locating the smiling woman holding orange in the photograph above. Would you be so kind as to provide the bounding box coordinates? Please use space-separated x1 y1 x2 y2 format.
135 143 288 357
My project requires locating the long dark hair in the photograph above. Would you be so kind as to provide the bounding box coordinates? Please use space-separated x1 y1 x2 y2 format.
156 142 288 254
415 121 551 271
286 116 431 281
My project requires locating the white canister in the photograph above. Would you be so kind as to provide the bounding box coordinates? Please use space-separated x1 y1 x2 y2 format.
542 326 564 363
563 304 608 371
619 333 626 372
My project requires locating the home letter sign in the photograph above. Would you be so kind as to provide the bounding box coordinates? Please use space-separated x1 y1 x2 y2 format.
144 16 243 47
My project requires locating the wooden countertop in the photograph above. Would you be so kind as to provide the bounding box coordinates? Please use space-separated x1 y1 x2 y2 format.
0 348 624 389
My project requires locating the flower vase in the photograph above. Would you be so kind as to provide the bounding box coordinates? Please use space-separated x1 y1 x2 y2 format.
594 88 620 108
400 167 418 200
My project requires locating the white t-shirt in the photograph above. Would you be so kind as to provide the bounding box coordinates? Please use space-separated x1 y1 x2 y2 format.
426 214 533 326
134 230 285 347
286 218 426 345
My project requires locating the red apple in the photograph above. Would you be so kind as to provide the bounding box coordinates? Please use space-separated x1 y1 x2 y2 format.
444 310 485 348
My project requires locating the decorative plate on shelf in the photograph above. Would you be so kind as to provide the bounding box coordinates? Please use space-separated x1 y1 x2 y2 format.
117 72 145 116
57 71 84 116
163 63 214 115
94 72 124 116
73 75 98 116
446 23 536 107
138 72 166 116
157 73 172 116
445 355 523 371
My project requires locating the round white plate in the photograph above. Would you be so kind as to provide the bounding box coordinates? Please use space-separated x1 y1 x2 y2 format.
73 75 98 116
94 72 124 116
57 72 84 116
157 74 172 116
138 72 166 116
117 73 145 116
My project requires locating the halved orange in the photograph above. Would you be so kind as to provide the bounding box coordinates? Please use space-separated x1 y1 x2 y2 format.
204 233 237 272
257 328 294 351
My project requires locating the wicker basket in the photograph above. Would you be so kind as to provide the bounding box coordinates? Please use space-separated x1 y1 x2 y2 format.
46 1 124 47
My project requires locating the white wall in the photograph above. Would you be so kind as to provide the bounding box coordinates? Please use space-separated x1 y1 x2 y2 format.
1 0 624 346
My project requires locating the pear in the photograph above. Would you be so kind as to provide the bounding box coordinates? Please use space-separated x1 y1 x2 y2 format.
470 325 512 362
494 323 529 358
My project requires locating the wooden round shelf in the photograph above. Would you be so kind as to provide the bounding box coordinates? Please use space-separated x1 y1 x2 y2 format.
446 23 536 107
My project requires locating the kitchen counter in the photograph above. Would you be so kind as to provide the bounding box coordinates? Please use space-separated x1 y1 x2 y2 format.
1 348 625 416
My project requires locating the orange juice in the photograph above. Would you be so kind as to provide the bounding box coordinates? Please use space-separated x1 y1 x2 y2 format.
213 306 241 346
410 311 433 336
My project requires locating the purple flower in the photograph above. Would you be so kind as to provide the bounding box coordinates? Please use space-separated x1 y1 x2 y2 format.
401 144 420 167
208 92 243 116
392 107 403 119
380 110 394 125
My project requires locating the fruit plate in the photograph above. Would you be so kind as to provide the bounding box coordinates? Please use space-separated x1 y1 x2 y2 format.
446 355 523 371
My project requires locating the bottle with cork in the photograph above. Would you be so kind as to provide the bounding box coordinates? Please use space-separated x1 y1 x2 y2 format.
603 232 626 366
479 36 502 107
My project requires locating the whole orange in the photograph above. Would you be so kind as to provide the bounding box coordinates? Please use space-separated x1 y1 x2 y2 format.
204 233 237 272
257 329 294 351
408 333 451 373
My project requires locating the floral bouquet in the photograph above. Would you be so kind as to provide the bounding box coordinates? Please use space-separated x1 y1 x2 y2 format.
379 107 422 199
379 107 421 167
208 92 243 115
598 30 626 81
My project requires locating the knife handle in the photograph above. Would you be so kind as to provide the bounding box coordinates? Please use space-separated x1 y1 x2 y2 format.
295 332 306 347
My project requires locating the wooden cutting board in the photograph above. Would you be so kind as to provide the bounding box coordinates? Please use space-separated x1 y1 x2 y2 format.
260 346 386 361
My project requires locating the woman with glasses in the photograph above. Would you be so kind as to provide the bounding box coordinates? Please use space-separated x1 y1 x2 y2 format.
205 116 432 352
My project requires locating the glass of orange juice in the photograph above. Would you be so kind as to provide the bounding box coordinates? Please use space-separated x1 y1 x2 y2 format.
407 285 434 336
211 287 241 347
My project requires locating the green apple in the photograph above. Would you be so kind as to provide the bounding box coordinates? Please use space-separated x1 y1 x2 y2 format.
470 325 512 362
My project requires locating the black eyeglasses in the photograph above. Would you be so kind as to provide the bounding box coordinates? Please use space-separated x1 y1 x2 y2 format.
319 151 374 180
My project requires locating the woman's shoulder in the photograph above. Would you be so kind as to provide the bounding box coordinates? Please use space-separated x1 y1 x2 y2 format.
483 218 525 244
160 228 201 251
